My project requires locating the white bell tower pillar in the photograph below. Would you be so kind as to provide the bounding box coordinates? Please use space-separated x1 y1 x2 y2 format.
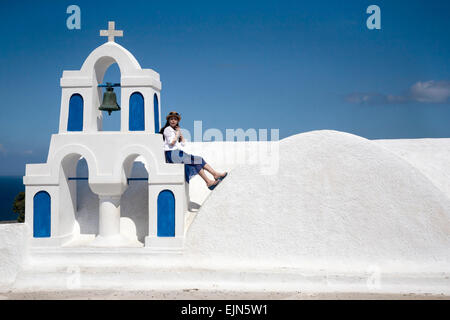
98 195 121 237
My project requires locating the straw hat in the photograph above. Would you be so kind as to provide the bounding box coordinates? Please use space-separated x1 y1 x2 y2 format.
166 111 181 121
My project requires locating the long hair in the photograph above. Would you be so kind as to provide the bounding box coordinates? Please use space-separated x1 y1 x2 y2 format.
159 119 182 142
159 120 171 135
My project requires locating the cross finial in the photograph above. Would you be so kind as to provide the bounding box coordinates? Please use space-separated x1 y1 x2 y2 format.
100 21 123 42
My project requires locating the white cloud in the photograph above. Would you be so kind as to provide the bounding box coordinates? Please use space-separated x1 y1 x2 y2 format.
345 92 389 105
346 80 450 105
0 144 6 154
409 80 450 103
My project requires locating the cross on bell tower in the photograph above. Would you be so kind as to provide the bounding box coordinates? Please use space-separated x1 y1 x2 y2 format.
100 21 123 42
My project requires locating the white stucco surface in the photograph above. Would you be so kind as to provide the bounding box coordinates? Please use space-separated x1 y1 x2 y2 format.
372 138 450 199
1 129 449 296
0 224 29 286
184 130 450 273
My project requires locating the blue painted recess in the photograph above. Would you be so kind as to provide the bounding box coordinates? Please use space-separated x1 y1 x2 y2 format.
67 94 83 131
129 92 145 131
154 94 160 133
33 191 51 238
157 190 175 237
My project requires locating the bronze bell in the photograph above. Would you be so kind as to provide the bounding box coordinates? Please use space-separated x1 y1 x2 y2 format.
99 85 120 115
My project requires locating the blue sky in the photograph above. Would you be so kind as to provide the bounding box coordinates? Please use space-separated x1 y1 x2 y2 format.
0 0 449 175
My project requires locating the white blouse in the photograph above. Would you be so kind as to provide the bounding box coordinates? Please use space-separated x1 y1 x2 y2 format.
163 126 186 151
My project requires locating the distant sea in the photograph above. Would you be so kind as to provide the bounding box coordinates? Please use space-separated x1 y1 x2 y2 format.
0 176 24 221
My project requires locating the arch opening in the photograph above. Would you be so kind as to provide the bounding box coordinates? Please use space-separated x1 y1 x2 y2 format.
121 155 149 243
154 94 160 133
33 191 51 238
59 153 95 238
157 189 175 237
129 92 145 131
74 157 99 236
67 94 83 131
99 63 121 131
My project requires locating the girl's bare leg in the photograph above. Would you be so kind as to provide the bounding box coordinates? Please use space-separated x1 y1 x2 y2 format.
198 169 218 187
203 164 227 180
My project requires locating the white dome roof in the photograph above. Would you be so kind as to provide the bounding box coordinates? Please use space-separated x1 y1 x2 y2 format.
184 130 450 272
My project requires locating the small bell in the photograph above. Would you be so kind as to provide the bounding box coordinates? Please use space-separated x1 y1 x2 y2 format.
99 85 120 115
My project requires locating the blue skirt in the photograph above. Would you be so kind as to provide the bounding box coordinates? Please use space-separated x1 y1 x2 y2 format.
165 149 207 183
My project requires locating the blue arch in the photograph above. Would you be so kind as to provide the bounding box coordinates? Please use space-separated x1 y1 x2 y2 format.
154 94 160 133
67 94 83 131
157 190 175 237
129 92 145 131
33 191 51 238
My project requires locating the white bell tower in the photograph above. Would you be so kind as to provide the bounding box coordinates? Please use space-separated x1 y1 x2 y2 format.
23 22 189 250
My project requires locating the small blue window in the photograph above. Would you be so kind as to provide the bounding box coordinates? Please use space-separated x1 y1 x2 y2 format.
157 190 175 237
33 191 51 237
129 92 145 131
154 94 160 133
67 94 83 131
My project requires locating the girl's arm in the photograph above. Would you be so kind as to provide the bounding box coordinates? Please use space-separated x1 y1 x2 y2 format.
172 127 181 145
164 127 179 146
170 130 180 146
180 131 186 147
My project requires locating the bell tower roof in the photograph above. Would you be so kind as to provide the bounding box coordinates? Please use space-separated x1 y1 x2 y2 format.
60 41 160 89
57 22 163 134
